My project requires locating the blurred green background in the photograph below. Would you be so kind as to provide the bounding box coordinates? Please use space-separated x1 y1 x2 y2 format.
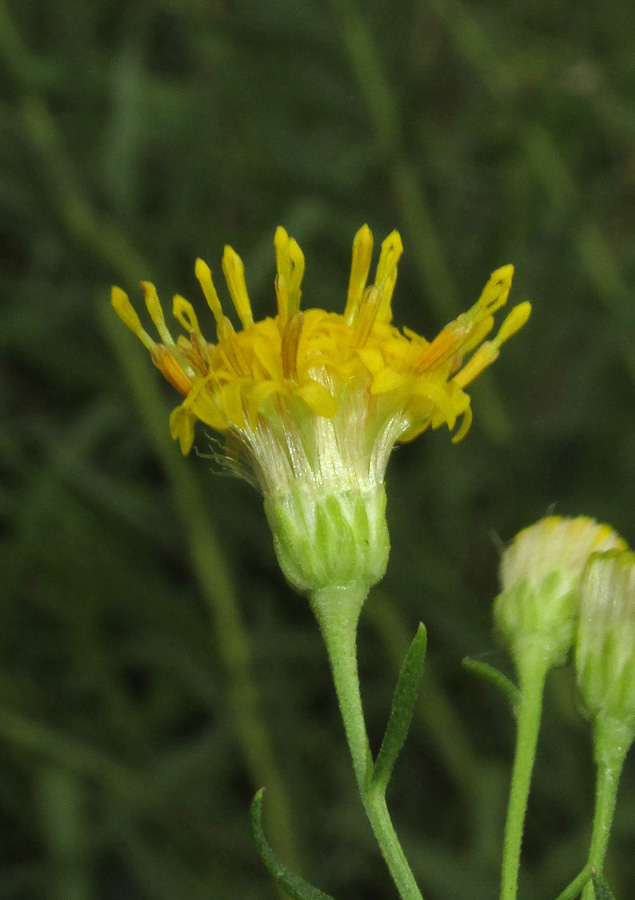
2 0 635 898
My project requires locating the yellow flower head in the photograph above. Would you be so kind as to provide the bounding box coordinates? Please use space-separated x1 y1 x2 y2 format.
112 225 530 500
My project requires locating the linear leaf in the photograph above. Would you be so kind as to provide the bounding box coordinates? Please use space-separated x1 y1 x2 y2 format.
371 623 427 791
251 790 336 900
462 658 520 714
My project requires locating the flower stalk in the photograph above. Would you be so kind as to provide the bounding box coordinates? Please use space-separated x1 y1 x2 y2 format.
310 584 424 900
499 649 550 900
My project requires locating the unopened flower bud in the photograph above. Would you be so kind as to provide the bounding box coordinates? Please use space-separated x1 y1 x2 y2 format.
494 516 625 672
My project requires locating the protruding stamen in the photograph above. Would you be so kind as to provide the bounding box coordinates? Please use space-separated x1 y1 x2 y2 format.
493 301 531 347
476 264 514 315
353 285 382 347
281 312 304 380
344 224 374 324
195 258 224 326
141 282 176 346
414 324 460 373
217 317 251 377
374 230 403 323
452 302 532 389
222 246 254 328
451 343 498 389
274 226 305 326
152 345 193 395
111 287 156 352
173 294 203 340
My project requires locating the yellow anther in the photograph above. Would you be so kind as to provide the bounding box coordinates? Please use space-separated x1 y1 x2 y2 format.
461 315 495 355
217 317 251 377
274 226 305 325
353 285 382 347
195 257 224 326
374 230 403 323
172 294 203 338
222 246 254 328
274 226 290 324
286 238 305 319
111 287 156 352
476 264 514 314
152 345 193 395
281 312 304 380
344 224 374 324
141 281 176 346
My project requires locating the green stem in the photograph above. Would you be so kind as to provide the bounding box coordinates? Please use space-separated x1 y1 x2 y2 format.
310 584 424 900
580 716 630 900
500 652 549 900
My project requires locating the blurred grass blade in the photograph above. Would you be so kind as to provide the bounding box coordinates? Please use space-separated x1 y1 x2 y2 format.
251 790 336 900
372 623 427 791
462 658 520 714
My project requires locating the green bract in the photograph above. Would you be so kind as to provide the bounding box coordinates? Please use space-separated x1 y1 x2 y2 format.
576 550 635 731
265 483 389 594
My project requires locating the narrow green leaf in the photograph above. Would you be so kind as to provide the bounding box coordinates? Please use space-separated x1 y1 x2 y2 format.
250 790 336 900
462 658 520 714
371 623 427 791
593 874 616 900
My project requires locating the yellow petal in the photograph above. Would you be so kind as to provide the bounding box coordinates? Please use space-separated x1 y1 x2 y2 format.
169 405 196 455
295 380 337 418
370 367 407 395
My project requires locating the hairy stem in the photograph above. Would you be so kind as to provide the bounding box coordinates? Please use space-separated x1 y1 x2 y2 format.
311 584 424 900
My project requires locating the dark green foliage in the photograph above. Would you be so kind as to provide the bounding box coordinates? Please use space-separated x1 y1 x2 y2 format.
1 0 635 898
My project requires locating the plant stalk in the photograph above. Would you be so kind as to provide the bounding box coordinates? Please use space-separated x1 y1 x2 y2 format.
311 584 424 900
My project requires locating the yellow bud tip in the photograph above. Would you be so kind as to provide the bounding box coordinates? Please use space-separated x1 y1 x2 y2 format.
195 257 224 325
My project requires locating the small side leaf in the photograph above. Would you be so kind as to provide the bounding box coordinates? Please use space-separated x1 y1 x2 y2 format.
462 658 520 714
371 623 427 791
251 789 336 900
593 874 616 900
